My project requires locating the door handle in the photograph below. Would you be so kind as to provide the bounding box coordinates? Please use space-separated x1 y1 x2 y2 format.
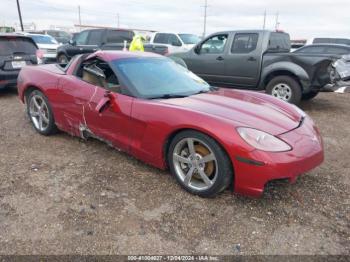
247 57 257 62
216 56 224 61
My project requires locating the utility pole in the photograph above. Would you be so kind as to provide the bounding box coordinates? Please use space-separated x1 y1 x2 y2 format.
202 0 208 38
263 10 266 30
16 0 24 31
117 13 120 28
78 5 82 31
275 11 280 31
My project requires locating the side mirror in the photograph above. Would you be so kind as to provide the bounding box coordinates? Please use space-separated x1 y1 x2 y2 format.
69 39 76 46
95 91 119 114
194 45 201 54
95 96 110 114
172 41 182 47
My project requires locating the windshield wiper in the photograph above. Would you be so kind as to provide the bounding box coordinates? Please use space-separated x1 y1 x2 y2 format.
150 94 188 99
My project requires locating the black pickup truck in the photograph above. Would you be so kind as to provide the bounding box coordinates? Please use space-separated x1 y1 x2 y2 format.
57 29 168 64
171 30 337 104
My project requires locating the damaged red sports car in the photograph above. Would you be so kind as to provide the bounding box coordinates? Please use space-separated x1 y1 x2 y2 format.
17 51 324 198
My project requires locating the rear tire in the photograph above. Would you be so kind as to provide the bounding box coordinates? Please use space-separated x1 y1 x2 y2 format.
266 76 302 105
302 91 319 100
167 130 233 198
26 89 57 136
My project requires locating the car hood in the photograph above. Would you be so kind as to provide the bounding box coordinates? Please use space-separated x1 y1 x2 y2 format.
160 89 302 135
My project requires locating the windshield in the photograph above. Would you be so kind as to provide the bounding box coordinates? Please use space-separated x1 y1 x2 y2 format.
112 58 210 99
179 34 201 45
30 35 58 44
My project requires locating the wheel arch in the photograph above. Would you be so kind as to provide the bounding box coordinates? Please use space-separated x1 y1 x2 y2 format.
263 70 304 91
22 85 45 104
261 62 310 91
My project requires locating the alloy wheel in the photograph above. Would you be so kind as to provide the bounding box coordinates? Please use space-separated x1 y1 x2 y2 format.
172 137 218 191
29 95 50 132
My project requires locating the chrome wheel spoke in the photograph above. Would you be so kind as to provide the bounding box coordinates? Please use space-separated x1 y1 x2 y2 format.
183 167 195 186
30 111 39 117
41 112 49 124
33 97 41 110
39 115 44 130
187 138 195 155
198 169 213 187
199 153 215 164
173 154 190 164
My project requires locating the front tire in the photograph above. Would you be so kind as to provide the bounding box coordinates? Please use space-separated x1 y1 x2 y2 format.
266 76 302 105
26 90 57 136
167 130 232 198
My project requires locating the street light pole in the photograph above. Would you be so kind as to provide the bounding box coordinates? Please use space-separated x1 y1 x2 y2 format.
263 10 266 30
202 0 208 38
78 5 82 31
16 0 24 31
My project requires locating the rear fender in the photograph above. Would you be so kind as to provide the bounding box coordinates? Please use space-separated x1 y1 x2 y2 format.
261 62 310 88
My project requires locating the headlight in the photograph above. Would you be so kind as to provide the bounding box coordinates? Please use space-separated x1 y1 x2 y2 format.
237 127 292 152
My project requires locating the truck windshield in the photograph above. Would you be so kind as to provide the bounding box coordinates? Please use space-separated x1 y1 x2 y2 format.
179 34 201 45
112 58 210 99
30 35 58 44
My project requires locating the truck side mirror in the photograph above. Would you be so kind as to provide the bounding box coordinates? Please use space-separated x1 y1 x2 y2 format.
194 45 201 54
172 41 182 47
69 39 76 46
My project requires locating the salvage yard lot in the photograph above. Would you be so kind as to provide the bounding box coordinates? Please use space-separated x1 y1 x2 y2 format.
0 89 349 255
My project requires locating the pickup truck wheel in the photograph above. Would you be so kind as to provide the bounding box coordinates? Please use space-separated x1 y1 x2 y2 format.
302 91 319 100
57 54 69 64
266 76 302 105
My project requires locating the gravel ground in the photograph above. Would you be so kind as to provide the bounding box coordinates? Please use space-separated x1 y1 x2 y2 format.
0 88 349 255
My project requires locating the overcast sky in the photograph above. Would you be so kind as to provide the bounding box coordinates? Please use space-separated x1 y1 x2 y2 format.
2 0 350 39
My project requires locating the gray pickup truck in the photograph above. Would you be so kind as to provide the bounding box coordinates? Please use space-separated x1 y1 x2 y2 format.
171 30 336 104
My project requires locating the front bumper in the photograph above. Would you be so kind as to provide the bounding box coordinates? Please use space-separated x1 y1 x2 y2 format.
232 116 324 197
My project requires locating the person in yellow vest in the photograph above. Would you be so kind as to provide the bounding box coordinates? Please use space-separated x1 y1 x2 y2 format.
129 35 145 52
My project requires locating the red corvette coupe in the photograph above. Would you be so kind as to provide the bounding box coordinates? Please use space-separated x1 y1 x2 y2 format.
17 51 324 198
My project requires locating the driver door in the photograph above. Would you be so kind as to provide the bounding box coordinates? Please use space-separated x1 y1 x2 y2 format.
185 34 228 85
60 56 133 152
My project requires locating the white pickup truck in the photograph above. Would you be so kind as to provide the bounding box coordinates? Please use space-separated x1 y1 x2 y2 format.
150 32 201 54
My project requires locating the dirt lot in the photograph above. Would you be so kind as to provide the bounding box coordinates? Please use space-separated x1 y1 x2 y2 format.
0 89 349 255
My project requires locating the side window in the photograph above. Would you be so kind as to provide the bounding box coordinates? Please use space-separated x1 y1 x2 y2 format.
87 30 101 45
200 34 228 54
106 30 133 43
169 34 182 46
78 59 121 93
154 33 170 44
231 33 258 53
75 31 89 45
298 46 325 53
325 47 348 55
